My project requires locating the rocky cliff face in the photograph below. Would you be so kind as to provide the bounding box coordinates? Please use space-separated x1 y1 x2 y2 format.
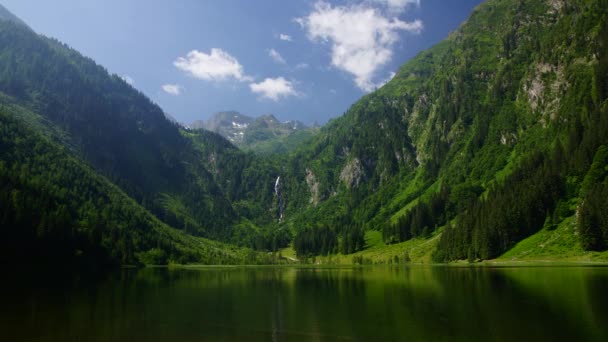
340 158 364 189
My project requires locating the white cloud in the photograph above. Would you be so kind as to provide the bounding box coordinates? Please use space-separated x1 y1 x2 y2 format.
279 33 293 42
162 84 182 95
120 75 134 85
295 62 309 69
372 0 420 14
249 77 297 101
174 48 251 82
269 48 286 64
296 1 422 92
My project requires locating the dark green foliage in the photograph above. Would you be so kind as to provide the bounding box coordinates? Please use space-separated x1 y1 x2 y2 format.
241 226 291 252
383 187 449 244
339 224 366 255
136 248 168 266
186 129 280 225
0 108 249 266
434 152 564 261
577 144 608 251
578 183 608 251
0 19 236 240
293 226 338 257
581 146 608 195
184 129 299 251
435 53 608 262
578 146 608 251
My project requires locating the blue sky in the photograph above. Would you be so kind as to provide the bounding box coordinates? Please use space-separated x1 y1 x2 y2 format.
2 0 483 125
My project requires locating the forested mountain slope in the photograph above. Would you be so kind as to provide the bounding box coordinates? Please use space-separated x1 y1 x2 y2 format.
0 17 239 240
0 0 606 265
270 0 608 260
0 10 279 264
0 100 255 266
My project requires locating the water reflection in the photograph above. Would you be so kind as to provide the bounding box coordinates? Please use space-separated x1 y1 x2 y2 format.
1 266 607 341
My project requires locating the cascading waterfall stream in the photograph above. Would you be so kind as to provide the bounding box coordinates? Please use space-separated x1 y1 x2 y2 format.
274 176 285 223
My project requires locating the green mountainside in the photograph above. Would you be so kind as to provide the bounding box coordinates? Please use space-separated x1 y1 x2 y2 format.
0 98 260 266
0 0 606 266
0 15 274 265
0 17 239 240
268 0 608 261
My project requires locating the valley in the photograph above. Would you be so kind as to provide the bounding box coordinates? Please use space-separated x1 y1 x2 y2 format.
0 0 607 267
1 1 608 340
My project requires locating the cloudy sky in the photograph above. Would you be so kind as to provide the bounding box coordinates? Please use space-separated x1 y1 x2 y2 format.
3 0 482 125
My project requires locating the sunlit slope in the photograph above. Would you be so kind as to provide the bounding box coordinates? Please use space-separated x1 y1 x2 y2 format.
278 0 608 262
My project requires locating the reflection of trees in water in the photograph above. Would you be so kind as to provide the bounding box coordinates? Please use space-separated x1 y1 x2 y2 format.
495 267 608 341
2 267 608 341
423 267 606 341
0 269 113 341
290 268 368 339
294 268 367 296
585 270 608 341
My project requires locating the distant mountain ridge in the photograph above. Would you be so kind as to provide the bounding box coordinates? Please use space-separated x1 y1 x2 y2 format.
190 111 317 154
190 111 254 143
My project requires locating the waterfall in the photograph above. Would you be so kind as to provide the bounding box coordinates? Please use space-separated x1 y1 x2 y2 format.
274 176 285 223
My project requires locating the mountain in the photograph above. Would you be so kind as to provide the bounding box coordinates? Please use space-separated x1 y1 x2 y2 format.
1 0 607 266
269 0 608 261
0 11 244 241
191 111 254 143
191 111 318 154
0 7 279 265
0 96 259 266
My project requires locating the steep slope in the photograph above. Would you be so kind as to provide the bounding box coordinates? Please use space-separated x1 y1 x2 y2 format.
183 129 293 249
275 0 608 260
0 100 254 266
0 17 237 240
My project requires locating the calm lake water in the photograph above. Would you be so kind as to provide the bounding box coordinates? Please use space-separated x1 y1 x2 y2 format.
2 266 608 341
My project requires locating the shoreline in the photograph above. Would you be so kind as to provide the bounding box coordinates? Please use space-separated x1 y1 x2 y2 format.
128 259 608 269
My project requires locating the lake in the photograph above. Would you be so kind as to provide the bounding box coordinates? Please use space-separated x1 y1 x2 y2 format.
2 265 607 341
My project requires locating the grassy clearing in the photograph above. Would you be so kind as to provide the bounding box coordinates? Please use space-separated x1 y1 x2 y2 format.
497 215 608 263
277 217 608 266
279 230 441 265
278 246 298 260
